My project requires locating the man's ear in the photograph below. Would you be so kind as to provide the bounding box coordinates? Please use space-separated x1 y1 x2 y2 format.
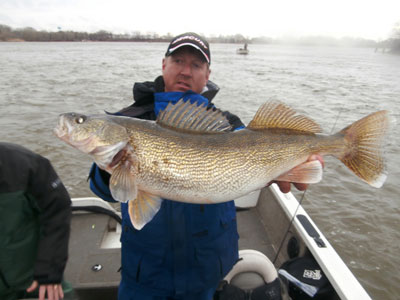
206 68 211 81
162 58 166 71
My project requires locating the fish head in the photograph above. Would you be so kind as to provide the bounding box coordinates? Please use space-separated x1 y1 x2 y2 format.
54 113 130 169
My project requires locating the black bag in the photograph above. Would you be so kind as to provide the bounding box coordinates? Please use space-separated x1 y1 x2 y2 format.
279 257 334 299
214 278 281 300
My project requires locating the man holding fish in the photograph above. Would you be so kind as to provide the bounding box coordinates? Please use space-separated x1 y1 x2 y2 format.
88 32 250 300
55 32 389 300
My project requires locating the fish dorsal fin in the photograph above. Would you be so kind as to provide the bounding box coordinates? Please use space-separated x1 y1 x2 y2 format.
156 99 232 132
247 101 322 133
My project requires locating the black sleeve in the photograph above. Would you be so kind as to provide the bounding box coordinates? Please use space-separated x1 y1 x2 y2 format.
223 111 245 131
28 156 72 284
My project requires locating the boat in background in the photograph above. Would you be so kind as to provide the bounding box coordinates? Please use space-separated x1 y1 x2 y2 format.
237 43 249 55
236 48 249 55
58 184 371 300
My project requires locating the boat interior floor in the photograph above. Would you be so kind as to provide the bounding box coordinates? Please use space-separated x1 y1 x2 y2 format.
63 189 311 299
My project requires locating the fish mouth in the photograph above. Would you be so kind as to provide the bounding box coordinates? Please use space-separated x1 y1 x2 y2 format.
54 115 73 140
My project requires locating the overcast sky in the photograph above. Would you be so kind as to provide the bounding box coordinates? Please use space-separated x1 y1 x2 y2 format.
0 0 399 41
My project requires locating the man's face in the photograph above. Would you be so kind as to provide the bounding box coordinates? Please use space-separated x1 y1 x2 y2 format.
162 47 210 94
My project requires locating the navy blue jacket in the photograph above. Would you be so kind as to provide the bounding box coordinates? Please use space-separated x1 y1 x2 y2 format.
88 77 244 297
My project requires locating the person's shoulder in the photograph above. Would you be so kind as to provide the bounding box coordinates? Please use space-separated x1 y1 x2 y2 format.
0 142 25 153
133 76 164 94
0 142 40 160
132 76 164 105
115 76 163 120
0 143 51 176
116 103 156 120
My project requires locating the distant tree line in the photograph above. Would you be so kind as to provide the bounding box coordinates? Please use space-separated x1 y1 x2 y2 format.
0 25 170 42
0 25 254 43
1 23 399 51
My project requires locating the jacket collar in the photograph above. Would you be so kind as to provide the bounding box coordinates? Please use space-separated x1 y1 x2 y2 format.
133 76 220 106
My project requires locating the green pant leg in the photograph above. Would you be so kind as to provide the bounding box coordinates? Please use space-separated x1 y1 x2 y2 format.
0 289 18 300
61 280 75 298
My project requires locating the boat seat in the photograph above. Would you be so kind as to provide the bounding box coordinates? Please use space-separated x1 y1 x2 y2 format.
225 249 278 289
215 249 281 299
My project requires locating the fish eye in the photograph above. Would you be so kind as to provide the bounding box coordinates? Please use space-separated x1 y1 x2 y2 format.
75 115 86 124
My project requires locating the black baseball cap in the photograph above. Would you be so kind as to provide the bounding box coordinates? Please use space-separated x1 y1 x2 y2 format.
165 32 211 64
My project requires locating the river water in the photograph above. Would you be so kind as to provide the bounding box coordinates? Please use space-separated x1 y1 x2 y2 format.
1 42 399 299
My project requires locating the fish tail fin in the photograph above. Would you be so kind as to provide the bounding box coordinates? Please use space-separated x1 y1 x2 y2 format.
336 110 393 188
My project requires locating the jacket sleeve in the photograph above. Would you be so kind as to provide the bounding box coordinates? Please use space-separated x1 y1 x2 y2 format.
88 163 118 203
28 156 72 284
219 110 245 131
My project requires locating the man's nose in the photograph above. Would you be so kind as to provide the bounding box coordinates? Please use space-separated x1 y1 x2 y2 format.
180 63 191 76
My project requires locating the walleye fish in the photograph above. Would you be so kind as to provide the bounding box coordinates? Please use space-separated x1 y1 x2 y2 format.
54 100 391 229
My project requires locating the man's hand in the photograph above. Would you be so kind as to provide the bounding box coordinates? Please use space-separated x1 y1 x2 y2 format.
269 154 325 193
26 280 64 300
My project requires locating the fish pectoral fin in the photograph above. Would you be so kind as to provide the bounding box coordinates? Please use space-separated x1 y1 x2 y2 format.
109 159 137 203
275 160 323 184
128 191 163 230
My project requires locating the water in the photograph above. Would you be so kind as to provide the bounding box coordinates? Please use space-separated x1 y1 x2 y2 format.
1 42 399 299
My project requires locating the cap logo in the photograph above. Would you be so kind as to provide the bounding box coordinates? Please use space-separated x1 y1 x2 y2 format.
172 35 208 50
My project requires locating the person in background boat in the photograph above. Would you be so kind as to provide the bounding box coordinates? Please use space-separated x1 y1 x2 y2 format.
88 32 323 300
0 142 71 300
